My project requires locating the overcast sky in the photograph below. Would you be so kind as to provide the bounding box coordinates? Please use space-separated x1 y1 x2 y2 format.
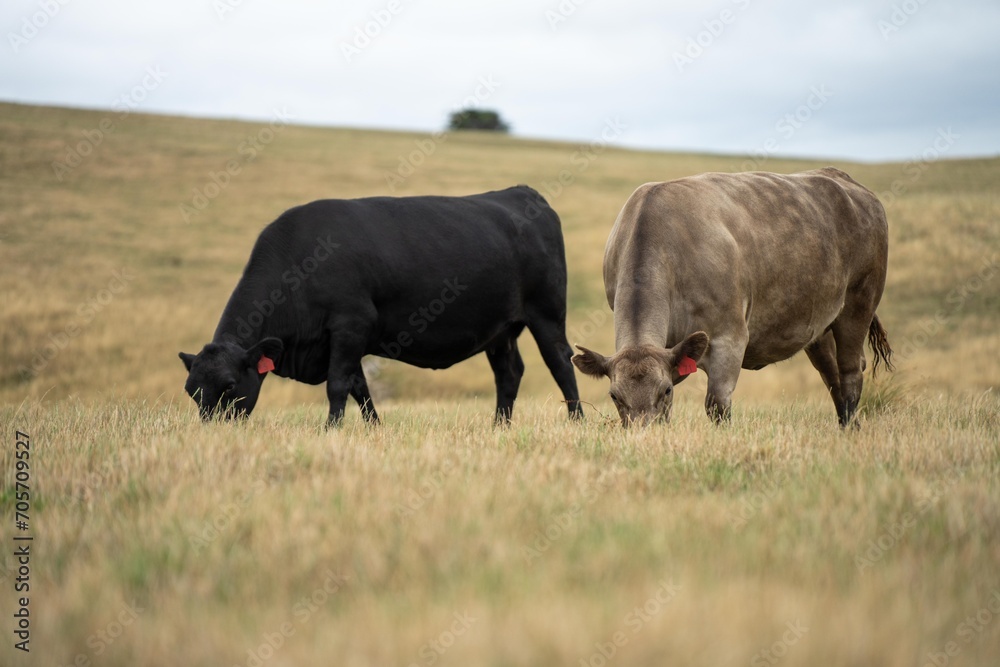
2 0 998 162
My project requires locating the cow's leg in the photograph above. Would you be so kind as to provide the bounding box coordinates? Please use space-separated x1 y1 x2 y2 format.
805 330 843 413
831 316 870 428
486 333 524 425
703 333 747 424
326 325 371 428
347 363 379 424
526 310 583 419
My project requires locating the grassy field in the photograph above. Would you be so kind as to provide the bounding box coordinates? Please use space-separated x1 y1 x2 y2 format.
1 102 998 665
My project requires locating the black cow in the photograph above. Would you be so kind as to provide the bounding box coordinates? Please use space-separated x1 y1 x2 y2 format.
179 186 583 426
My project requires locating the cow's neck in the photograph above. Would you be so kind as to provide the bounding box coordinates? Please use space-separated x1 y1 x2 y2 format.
613 288 671 350
211 276 278 347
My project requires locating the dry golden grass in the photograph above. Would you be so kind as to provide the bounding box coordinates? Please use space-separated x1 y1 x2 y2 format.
2 397 999 666
0 102 998 666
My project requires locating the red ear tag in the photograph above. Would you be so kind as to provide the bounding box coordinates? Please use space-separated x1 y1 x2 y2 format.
257 355 275 374
677 356 697 376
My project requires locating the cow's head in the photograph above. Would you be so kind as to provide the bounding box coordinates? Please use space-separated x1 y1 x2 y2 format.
178 338 283 421
572 332 709 427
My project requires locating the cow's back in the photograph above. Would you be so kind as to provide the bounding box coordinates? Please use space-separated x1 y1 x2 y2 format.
257 186 559 292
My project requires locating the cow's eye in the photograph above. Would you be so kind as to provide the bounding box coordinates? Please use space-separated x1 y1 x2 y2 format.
225 383 236 394
609 391 620 404
663 386 673 397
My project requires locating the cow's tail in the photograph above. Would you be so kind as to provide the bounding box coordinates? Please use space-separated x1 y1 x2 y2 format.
867 313 895 378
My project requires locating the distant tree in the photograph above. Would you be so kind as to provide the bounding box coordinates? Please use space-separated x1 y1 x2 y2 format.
448 108 510 133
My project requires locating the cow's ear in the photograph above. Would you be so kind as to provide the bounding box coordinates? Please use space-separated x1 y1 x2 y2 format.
668 331 709 380
670 331 709 362
179 352 197 372
572 344 610 378
245 337 284 366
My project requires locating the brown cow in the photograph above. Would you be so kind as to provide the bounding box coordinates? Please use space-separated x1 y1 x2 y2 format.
572 167 893 427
